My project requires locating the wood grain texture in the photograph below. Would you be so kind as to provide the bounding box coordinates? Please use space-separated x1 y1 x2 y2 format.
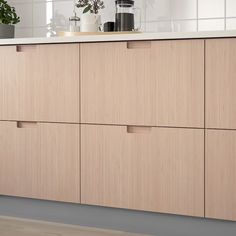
206 130 236 221
0 44 80 123
81 125 204 217
0 121 80 203
152 40 204 128
81 40 204 128
206 38 236 129
81 41 153 126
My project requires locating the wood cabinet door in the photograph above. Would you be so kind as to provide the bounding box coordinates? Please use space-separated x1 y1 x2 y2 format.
81 41 153 126
0 44 80 123
0 121 80 203
81 125 204 217
206 39 236 129
206 130 236 221
81 40 204 128
152 40 204 128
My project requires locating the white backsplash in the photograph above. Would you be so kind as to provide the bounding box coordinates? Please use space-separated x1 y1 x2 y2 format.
6 0 236 38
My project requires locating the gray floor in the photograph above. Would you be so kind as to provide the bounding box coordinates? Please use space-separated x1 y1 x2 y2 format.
0 196 236 236
0 216 146 236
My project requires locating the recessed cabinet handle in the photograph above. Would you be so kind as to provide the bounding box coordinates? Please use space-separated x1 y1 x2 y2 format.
17 121 38 128
127 41 151 49
16 45 37 52
127 126 152 134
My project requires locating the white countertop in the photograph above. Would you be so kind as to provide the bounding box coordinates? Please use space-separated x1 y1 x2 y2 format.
1 30 236 45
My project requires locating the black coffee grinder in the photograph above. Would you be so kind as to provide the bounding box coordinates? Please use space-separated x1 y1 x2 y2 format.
115 0 141 32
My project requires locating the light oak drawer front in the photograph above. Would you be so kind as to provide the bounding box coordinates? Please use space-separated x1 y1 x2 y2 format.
206 130 236 221
81 125 204 217
81 42 153 126
206 38 236 129
0 44 80 123
151 40 204 128
81 40 204 128
0 121 80 203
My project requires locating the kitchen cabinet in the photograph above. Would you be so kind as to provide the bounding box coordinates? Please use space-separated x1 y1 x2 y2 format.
206 38 236 129
206 130 236 221
81 124 204 217
0 121 80 203
0 44 80 123
1 37 236 222
81 40 204 128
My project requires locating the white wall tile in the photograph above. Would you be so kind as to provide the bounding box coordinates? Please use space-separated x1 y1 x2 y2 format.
8 0 32 3
226 18 236 30
198 19 225 31
147 19 197 33
146 0 171 22
13 3 33 27
172 20 197 32
134 0 146 23
146 21 172 32
33 27 49 37
52 0 74 31
33 2 48 27
226 0 236 17
140 22 146 32
15 27 33 38
198 0 225 18
171 0 197 20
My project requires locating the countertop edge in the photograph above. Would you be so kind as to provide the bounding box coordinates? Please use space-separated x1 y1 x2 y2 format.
1 30 236 45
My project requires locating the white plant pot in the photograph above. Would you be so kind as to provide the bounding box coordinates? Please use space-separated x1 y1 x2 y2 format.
81 14 101 32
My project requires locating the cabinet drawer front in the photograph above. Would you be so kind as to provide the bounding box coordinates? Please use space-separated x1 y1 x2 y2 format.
81 40 204 128
81 41 153 126
206 130 236 221
152 40 204 128
0 44 80 123
81 125 204 217
206 39 236 129
0 121 80 203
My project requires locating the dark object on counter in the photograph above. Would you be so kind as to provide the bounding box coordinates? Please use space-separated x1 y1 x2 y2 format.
0 24 15 38
103 22 115 32
115 0 135 31
115 13 134 31
115 0 134 5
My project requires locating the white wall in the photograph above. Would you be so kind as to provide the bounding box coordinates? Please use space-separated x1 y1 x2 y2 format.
6 0 236 38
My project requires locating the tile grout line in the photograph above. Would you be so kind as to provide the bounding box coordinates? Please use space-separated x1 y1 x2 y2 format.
143 0 147 32
224 0 227 30
32 0 34 37
32 0 35 36
197 0 199 31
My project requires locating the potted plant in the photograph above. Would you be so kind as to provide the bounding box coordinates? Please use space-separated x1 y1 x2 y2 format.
76 0 105 32
0 0 20 38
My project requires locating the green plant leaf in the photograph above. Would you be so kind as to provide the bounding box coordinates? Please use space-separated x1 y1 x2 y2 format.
0 0 20 24
83 5 91 13
77 0 105 14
